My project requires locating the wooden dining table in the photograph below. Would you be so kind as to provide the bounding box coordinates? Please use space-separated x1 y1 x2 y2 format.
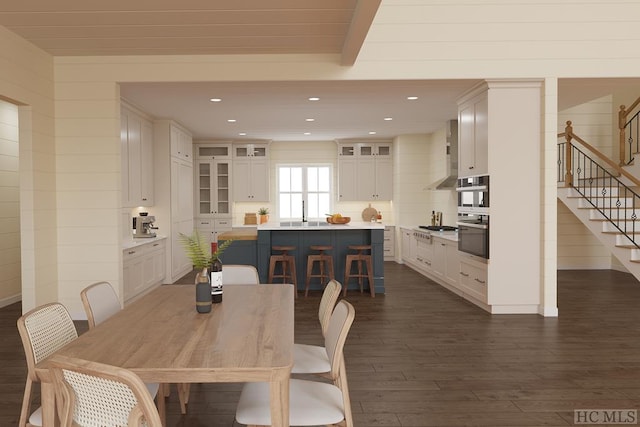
36 284 295 426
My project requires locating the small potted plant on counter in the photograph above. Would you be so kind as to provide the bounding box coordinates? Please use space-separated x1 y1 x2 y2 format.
258 207 269 224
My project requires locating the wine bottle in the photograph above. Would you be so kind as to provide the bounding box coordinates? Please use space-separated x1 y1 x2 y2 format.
211 257 223 303
195 268 212 313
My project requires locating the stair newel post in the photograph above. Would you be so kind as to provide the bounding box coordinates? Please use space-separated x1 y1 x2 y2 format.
565 121 573 186
619 104 628 166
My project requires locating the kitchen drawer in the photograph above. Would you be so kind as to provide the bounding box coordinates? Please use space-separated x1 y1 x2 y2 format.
123 239 166 261
459 259 487 302
123 244 148 261
196 219 213 229
214 219 232 230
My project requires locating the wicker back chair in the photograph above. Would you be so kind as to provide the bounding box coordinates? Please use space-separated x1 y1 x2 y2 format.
17 303 78 427
49 354 162 427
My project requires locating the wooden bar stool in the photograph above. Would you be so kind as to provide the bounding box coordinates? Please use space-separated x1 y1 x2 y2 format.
304 245 335 297
268 245 298 297
343 244 375 298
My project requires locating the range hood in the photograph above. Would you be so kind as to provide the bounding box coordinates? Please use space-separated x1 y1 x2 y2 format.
432 120 459 189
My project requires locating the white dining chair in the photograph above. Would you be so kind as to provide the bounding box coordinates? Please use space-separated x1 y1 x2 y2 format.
235 299 355 427
49 354 163 427
222 264 260 285
292 279 342 375
80 281 121 329
17 303 79 427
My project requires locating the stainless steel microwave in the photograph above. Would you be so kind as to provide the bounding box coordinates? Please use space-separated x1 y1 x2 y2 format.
456 175 489 214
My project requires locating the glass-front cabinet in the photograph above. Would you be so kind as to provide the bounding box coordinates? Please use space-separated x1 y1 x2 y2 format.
195 143 232 218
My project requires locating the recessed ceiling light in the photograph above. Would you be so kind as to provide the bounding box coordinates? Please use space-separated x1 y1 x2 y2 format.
305 118 315 122
209 98 222 102
369 131 377 135
304 132 311 135
308 97 320 101
238 132 247 136
384 117 393 121
407 96 418 100
227 119 236 123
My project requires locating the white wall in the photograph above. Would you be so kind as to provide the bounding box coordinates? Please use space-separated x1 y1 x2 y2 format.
358 1 640 78
557 95 621 270
392 133 430 227
557 200 612 269
0 26 56 312
0 100 21 306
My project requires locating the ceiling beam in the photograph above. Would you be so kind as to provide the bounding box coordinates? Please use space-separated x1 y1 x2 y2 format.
340 0 381 66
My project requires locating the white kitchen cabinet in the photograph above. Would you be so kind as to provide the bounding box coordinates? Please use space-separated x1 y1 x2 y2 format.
384 226 395 260
337 141 393 201
400 227 416 263
121 102 154 207
153 120 195 283
233 143 269 202
458 90 488 177
195 143 232 218
171 125 193 162
444 239 460 286
459 256 488 303
431 236 459 287
414 230 433 271
338 156 357 202
123 239 165 303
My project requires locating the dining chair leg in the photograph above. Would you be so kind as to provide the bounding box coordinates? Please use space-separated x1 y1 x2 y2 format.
156 387 167 426
178 383 190 414
18 378 33 427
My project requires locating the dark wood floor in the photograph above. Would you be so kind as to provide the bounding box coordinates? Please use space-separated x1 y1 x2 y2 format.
3 263 640 426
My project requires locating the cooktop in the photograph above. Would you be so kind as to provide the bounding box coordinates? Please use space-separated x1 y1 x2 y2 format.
419 225 458 231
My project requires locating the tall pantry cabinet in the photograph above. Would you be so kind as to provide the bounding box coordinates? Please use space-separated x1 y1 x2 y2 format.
153 120 194 283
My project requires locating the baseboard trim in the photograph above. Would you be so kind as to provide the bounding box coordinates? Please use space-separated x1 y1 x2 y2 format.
0 293 21 309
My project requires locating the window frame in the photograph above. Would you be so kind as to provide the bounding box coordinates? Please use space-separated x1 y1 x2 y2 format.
276 163 333 222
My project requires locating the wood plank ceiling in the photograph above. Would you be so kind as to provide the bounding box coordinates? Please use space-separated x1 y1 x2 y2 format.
0 0 380 64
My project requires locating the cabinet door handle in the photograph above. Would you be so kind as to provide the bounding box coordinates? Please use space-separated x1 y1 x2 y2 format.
128 250 136 255
153 243 159 247
474 278 486 284
469 166 474 169
460 272 469 277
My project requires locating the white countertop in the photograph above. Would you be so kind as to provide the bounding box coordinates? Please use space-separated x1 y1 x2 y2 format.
258 220 385 231
122 235 167 250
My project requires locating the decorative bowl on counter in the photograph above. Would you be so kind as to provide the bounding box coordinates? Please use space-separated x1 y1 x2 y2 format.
326 216 351 224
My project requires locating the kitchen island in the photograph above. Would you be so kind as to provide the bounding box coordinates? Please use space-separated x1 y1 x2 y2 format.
256 221 385 294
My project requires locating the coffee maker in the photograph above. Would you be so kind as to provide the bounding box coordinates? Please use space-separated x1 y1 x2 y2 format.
133 213 158 238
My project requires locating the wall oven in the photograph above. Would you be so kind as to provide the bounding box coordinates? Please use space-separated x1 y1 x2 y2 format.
456 175 489 214
457 212 489 259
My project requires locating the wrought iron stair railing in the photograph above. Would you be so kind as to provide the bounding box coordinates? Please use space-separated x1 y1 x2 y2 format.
558 121 640 249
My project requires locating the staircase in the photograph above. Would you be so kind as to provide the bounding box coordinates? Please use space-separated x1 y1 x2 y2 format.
558 119 640 281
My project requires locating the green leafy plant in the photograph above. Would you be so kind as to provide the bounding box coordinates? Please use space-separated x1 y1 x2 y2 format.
179 231 233 269
258 207 269 215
